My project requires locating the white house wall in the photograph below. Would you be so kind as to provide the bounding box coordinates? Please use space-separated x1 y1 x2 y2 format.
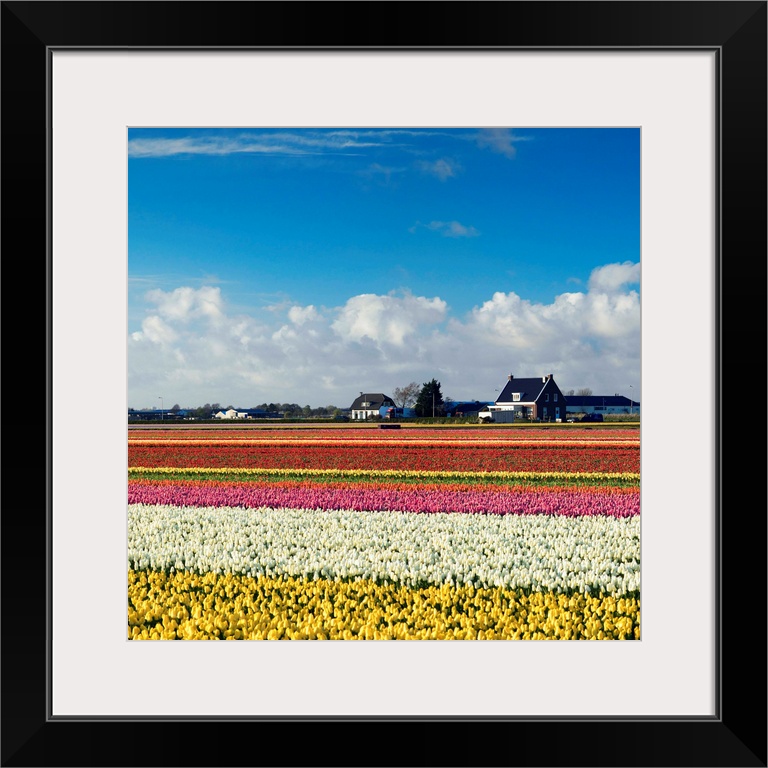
351 409 379 420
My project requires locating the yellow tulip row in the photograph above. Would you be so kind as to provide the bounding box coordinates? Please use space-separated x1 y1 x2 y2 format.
129 466 640 482
128 569 640 641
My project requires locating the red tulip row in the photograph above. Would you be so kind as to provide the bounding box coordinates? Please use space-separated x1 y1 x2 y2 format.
128 443 640 474
129 427 639 442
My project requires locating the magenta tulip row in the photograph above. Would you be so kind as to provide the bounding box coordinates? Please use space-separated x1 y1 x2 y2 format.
127 482 639 518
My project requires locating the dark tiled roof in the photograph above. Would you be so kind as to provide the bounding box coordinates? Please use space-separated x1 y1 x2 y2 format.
350 393 395 410
496 377 553 403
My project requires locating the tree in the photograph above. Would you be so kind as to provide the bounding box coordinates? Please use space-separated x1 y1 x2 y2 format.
576 388 593 396
414 379 445 417
170 403 181 413
392 381 420 409
564 390 575 397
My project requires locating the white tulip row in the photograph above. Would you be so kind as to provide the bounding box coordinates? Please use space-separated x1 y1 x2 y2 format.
128 503 640 595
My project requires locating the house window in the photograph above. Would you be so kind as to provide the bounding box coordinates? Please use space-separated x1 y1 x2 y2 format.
512 393 520 402
554 394 558 402
555 407 560 418
545 394 549 402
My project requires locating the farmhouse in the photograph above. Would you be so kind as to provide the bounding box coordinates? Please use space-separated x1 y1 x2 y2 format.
479 374 567 423
349 393 396 420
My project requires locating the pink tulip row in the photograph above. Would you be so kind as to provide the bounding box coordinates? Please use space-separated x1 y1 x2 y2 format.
127 481 639 518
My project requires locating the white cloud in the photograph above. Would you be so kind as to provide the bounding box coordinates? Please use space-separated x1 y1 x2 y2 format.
587 261 640 293
128 267 640 410
288 305 319 325
417 158 458 181
475 128 528 158
131 315 178 345
331 292 447 346
144 286 224 323
129 137 292 158
128 131 395 159
459 287 639 346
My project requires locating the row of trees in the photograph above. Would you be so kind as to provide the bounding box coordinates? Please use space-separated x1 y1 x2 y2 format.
251 403 343 418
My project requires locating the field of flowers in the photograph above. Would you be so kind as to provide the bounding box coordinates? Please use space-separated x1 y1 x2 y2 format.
128 425 640 640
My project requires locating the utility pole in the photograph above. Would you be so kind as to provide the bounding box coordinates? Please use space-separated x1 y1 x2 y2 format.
432 390 435 418
159 396 163 422
629 385 633 416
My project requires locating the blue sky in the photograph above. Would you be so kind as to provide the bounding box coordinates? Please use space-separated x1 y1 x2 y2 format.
128 127 640 410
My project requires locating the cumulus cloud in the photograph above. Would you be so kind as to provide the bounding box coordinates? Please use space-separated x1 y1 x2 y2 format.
128 267 640 410
130 287 225 344
131 315 178 345
460 287 639 345
288 305 319 325
332 292 447 346
144 286 224 323
587 261 640 293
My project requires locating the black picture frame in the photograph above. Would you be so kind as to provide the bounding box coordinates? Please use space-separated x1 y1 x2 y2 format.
3 2 765 766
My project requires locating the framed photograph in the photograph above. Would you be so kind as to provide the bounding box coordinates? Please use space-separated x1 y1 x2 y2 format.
4 1 765 765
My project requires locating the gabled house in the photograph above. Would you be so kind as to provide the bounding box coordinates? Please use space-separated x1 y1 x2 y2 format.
480 373 567 422
349 393 395 420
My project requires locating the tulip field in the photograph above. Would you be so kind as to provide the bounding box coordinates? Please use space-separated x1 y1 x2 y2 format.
128 425 640 640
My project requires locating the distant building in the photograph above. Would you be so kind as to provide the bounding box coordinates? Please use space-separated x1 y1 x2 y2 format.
213 408 281 420
479 374 567 422
128 408 190 421
349 393 395 420
380 405 417 419
565 395 639 417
